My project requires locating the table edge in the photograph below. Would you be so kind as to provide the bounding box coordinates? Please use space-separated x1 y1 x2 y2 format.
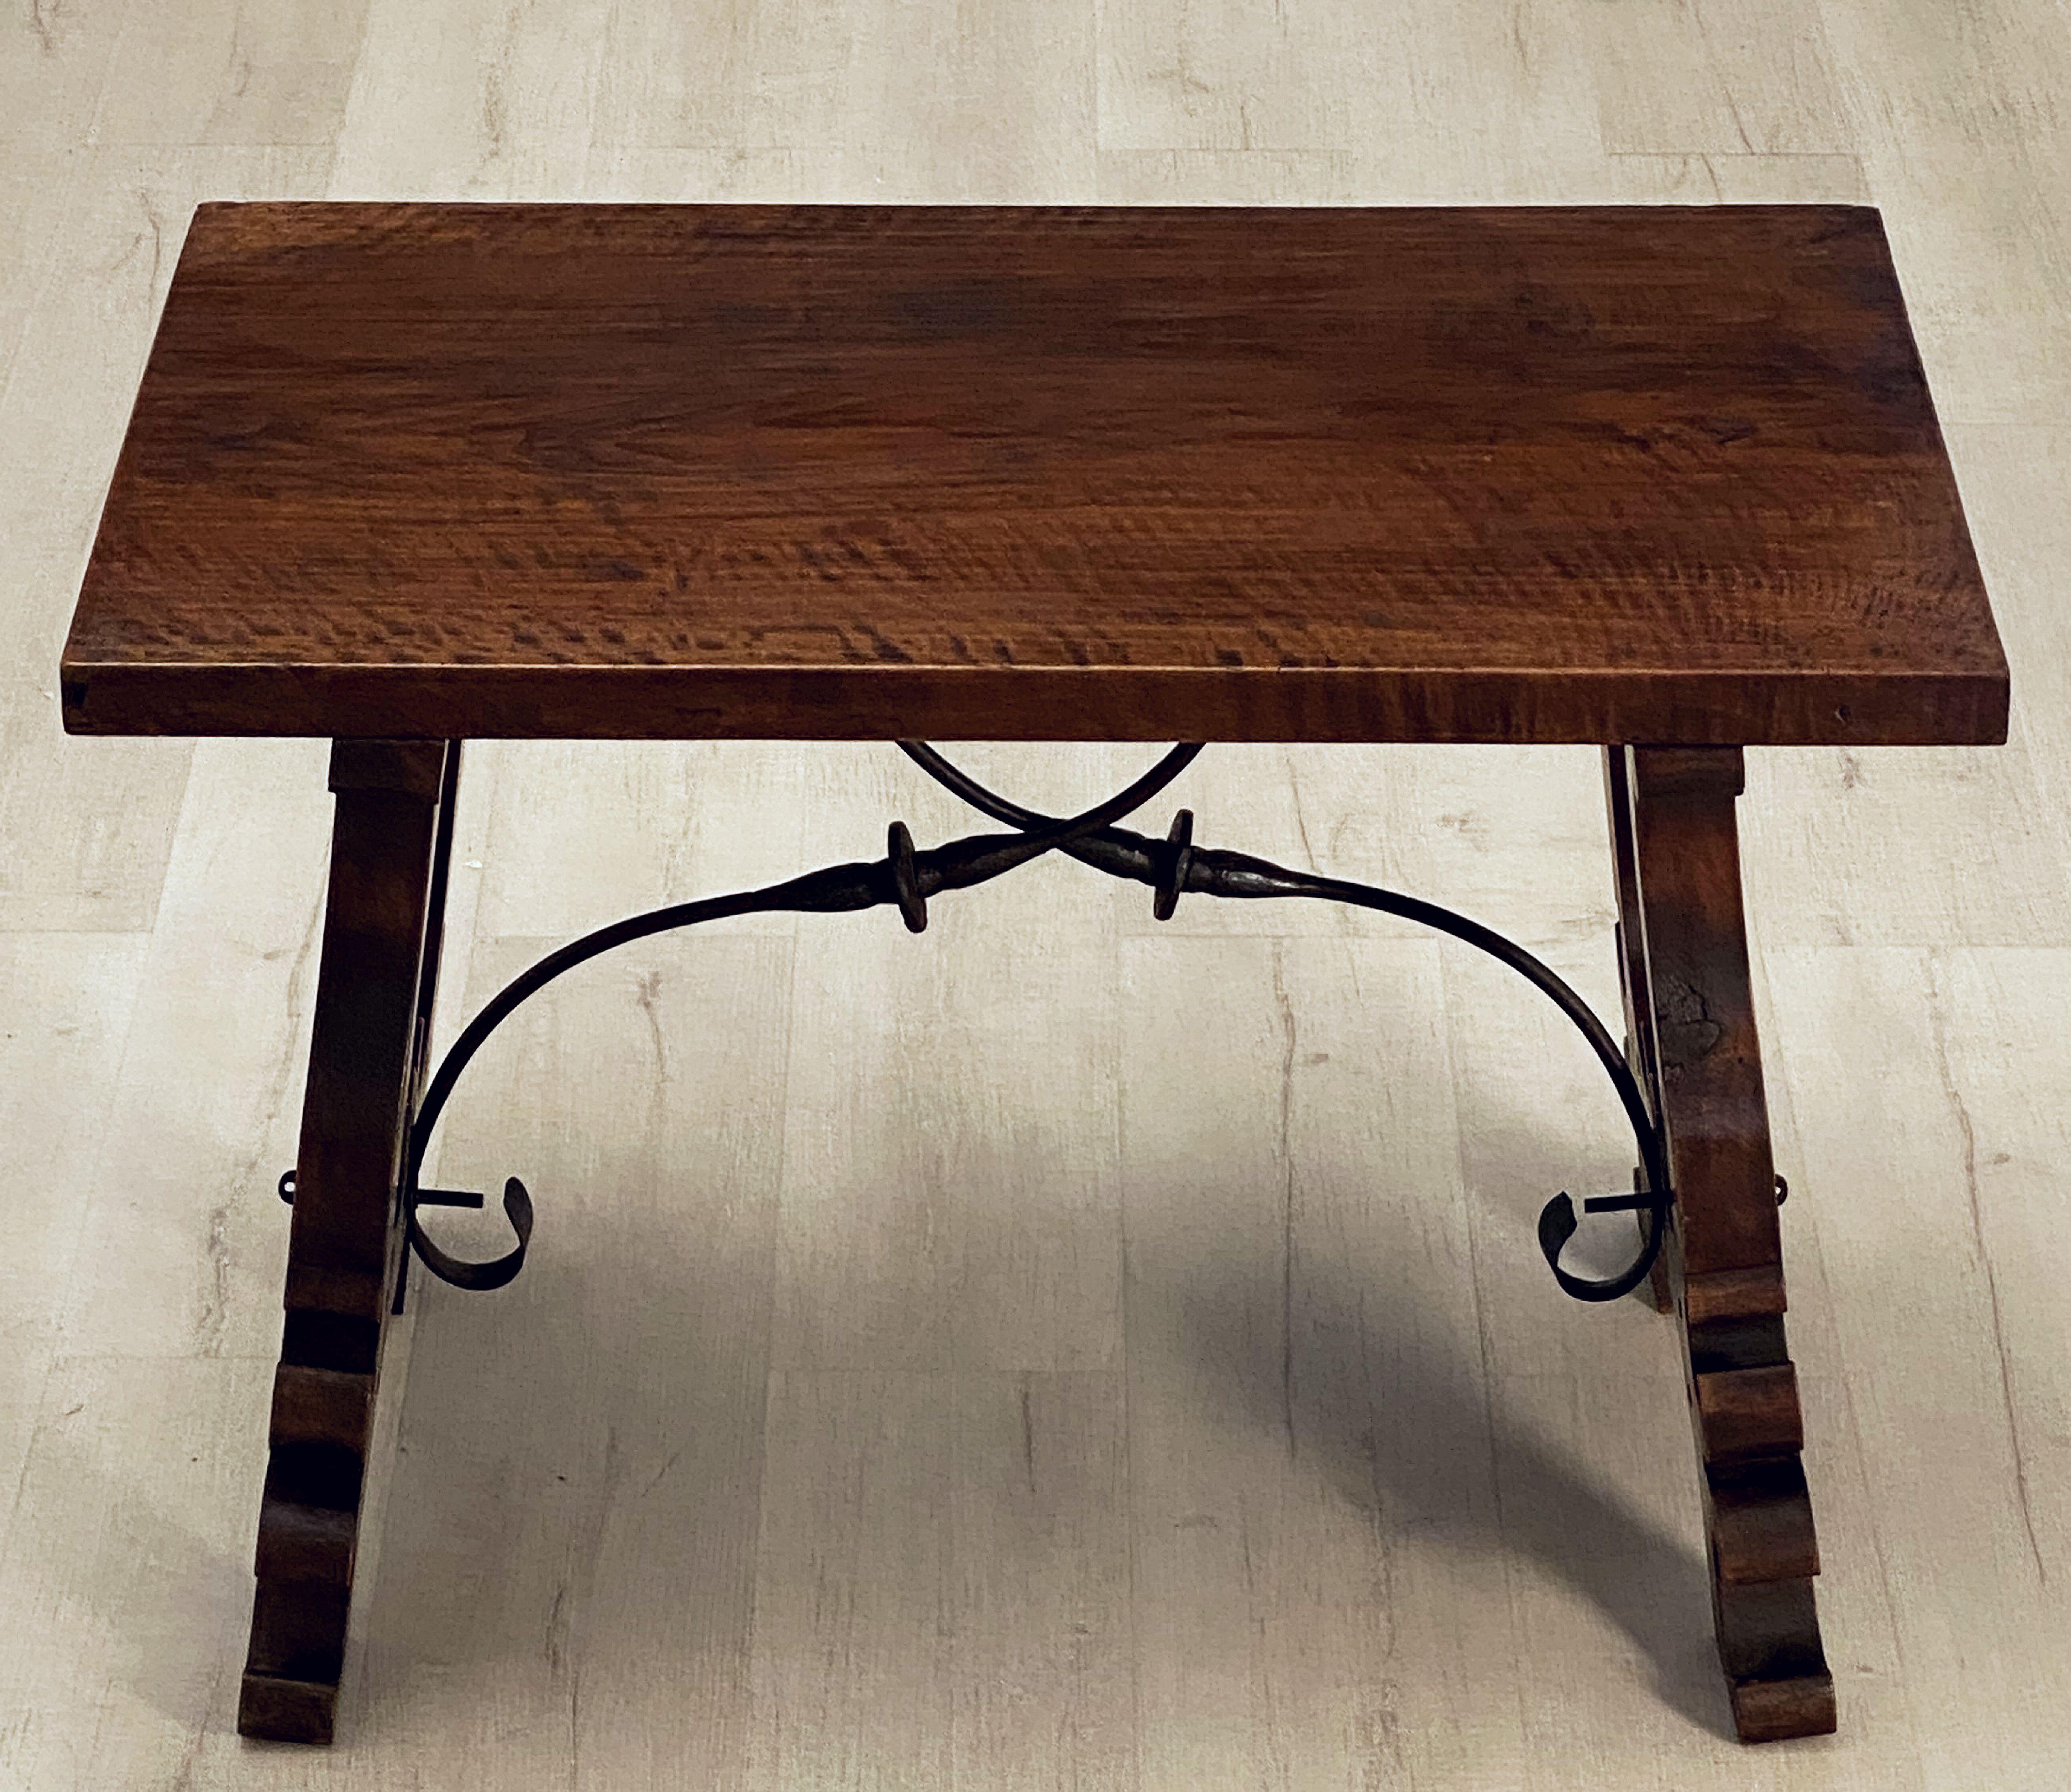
57 659 2011 746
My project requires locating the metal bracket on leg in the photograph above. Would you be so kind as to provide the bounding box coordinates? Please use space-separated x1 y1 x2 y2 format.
278 1170 482 1213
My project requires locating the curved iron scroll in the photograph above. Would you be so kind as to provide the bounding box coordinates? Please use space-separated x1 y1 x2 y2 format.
395 744 1670 1304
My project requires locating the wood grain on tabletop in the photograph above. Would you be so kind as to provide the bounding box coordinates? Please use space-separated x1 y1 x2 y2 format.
60 201 2005 746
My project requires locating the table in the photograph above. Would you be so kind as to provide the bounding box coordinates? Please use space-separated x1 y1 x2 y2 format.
59 201 2008 1749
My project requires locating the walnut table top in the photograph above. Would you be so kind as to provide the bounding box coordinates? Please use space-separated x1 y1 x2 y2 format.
59 201 2008 746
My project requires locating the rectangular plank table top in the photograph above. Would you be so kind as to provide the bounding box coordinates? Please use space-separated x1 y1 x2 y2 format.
59 201 2008 745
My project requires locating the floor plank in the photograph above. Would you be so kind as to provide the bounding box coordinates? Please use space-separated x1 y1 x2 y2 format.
770 743 1128 1374
0 151 78 396
90 0 372 145
471 741 808 944
1583 0 1850 156
1740 731 2071 948
744 1370 1132 1790
0 1355 273 1787
0 676 191 933
52 739 330 1360
1763 945 2071 1787
0 0 125 154
328 0 612 198
356 929 792 1781
0 930 148 1574
1121 933 1532 1788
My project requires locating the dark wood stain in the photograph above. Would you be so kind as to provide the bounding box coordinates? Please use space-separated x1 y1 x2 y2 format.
239 740 453 1745
1610 745 1838 1744
59 202 2006 744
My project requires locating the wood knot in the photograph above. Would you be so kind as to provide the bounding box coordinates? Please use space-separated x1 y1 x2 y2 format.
1658 976 1727 1065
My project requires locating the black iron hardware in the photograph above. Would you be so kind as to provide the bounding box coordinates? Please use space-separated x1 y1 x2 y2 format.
1153 808 1194 922
280 1171 485 1212
379 743 1669 1304
1536 1189 1665 1304
886 820 928 933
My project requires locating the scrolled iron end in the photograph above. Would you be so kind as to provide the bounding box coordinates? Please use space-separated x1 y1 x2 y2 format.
1537 1190 1580 1264
499 1175 535 1247
1537 1187 1668 1305
407 1174 535 1292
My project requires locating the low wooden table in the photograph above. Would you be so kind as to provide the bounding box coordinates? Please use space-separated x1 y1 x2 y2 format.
60 201 2007 1749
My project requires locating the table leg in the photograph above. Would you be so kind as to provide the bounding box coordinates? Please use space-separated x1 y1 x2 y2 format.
237 740 456 1744
1605 745 1836 1743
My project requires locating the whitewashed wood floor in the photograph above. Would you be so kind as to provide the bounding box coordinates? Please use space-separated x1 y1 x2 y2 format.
5 0 2071 1785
